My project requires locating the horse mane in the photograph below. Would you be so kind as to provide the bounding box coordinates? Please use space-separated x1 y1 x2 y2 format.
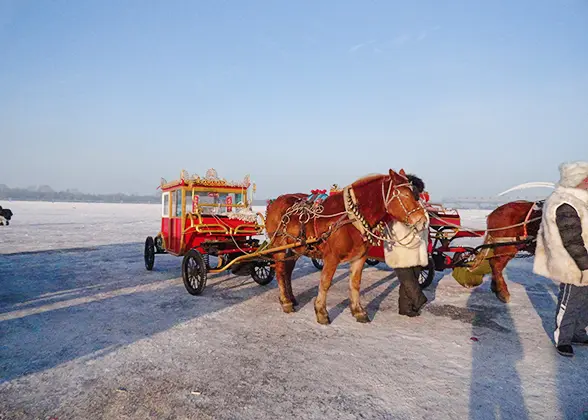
352 173 386 188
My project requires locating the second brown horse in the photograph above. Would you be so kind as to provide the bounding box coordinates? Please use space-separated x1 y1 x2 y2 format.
482 200 543 303
265 169 428 324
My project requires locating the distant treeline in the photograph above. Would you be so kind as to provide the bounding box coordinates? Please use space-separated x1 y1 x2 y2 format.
0 184 267 205
0 185 159 204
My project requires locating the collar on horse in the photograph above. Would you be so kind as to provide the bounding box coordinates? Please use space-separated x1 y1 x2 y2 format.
343 185 387 246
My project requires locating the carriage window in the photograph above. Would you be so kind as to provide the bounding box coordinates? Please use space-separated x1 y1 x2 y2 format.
162 192 170 217
218 193 228 213
173 190 182 217
185 190 193 214
197 193 217 215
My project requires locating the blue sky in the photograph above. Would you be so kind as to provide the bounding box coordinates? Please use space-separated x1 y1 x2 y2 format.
1 0 587 199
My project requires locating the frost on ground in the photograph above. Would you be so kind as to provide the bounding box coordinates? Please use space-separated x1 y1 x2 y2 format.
0 201 587 420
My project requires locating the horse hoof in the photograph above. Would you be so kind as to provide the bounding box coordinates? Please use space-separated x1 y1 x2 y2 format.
316 312 331 325
282 303 295 313
355 313 371 323
291 298 299 307
495 292 510 304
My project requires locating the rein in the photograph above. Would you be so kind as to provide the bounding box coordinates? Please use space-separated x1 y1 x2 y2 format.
426 212 542 238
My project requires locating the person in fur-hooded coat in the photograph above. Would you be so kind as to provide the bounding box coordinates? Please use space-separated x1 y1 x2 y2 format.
0 205 13 226
533 161 588 357
384 174 430 317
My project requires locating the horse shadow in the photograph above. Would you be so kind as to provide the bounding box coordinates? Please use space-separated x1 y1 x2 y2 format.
0 242 278 383
291 259 401 322
328 272 399 322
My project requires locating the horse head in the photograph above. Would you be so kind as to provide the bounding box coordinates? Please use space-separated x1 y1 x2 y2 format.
385 169 427 231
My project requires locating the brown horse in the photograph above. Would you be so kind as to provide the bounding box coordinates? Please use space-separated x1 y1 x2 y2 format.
264 169 428 324
484 200 542 303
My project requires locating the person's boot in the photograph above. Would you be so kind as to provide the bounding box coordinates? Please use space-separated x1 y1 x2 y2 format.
398 292 420 317
556 344 574 357
398 301 419 317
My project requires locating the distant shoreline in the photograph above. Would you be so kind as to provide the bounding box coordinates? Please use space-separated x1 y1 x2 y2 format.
0 198 270 206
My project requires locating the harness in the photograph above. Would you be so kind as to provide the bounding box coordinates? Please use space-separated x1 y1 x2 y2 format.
343 186 387 246
273 174 425 254
486 200 544 245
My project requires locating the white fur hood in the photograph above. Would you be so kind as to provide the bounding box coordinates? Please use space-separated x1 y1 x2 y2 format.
558 161 588 188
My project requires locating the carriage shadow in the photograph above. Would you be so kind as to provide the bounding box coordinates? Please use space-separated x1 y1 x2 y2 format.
0 243 179 313
0 242 279 383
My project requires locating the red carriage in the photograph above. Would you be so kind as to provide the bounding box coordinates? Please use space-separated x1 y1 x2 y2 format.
309 185 486 289
144 169 275 295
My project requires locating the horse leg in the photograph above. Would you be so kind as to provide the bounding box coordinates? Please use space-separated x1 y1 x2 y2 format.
284 256 299 307
314 256 338 325
489 247 517 303
349 257 370 323
274 252 295 313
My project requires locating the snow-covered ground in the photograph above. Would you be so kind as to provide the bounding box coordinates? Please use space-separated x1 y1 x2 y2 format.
1 201 587 419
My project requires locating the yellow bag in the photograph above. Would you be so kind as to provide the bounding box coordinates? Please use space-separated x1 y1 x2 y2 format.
451 248 494 288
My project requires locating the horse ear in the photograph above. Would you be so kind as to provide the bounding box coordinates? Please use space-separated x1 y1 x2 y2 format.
399 168 406 176
389 169 396 177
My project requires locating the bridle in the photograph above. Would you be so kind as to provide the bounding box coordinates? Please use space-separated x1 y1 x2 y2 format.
382 175 426 228
342 173 428 246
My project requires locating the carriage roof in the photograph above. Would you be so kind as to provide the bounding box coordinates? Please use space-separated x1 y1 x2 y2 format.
159 169 252 193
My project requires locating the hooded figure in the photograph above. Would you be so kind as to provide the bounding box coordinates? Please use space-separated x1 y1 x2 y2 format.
0 206 12 226
384 174 430 317
533 161 588 357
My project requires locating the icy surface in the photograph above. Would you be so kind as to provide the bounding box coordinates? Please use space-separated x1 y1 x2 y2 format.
0 201 587 419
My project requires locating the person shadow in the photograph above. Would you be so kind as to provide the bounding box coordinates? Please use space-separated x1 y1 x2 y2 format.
467 282 530 420
508 261 588 420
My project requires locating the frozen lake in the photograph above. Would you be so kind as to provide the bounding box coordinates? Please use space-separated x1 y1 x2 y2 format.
0 201 586 419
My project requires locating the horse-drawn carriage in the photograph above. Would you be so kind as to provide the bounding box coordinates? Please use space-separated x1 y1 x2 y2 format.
144 169 276 295
144 167 545 325
145 168 432 324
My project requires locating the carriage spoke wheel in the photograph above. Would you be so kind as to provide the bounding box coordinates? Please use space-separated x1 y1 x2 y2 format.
418 256 435 289
182 249 208 295
251 262 275 286
144 236 155 271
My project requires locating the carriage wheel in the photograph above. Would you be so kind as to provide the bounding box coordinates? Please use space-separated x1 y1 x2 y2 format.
366 258 380 266
144 236 155 271
418 257 436 289
311 258 324 270
251 261 275 286
182 249 208 295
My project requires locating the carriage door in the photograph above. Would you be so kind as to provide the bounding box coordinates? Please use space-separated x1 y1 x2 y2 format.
161 192 171 250
168 189 183 255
